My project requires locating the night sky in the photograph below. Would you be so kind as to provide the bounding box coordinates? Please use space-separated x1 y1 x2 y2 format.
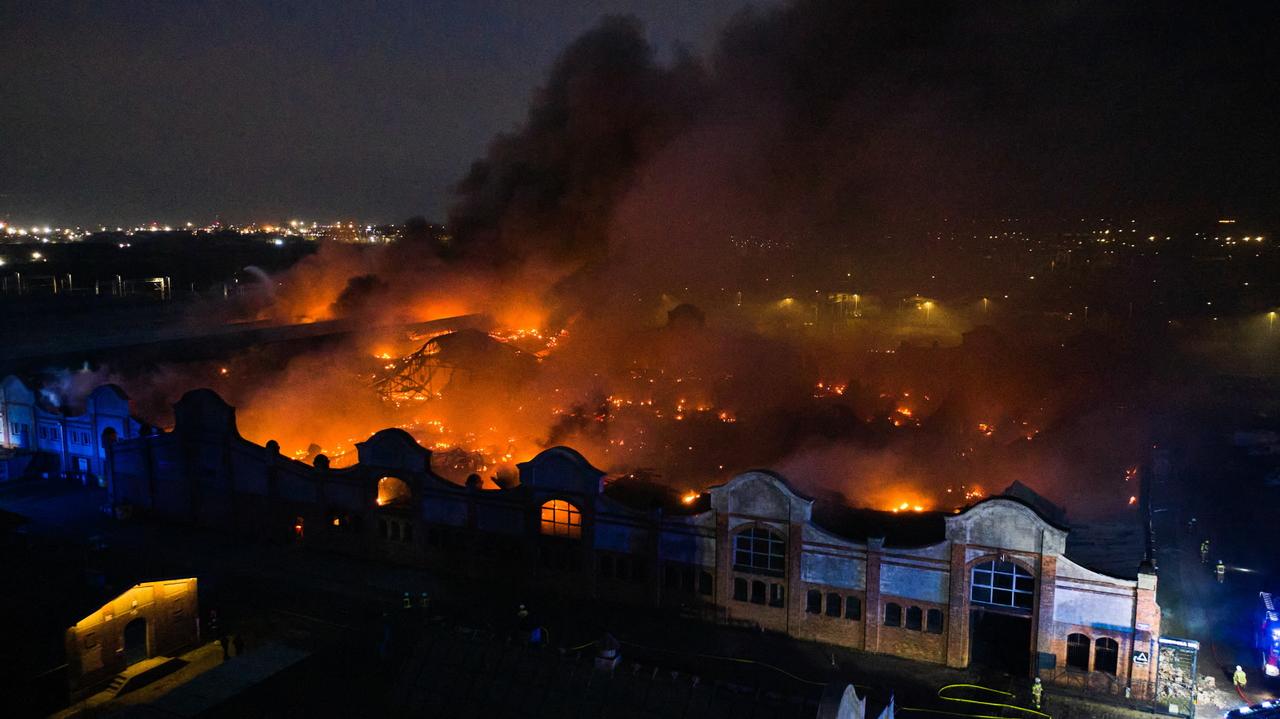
0 1 748 225
2 1 1278 228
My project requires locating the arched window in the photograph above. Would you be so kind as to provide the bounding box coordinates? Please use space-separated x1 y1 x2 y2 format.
845 595 862 620
769 583 785 607
826 593 842 618
376 477 412 507
733 577 748 601
806 590 822 614
1094 637 1119 675
540 499 582 538
905 606 923 631
926 608 944 634
885 602 902 627
971 560 1034 610
751 580 766 605
1066 633 1090 671
733 527 786 576
699 571 713 596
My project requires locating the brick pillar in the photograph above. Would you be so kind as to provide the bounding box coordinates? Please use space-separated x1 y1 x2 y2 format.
786 523 804 635
716 513 733 619
946 542 970 668
1034 553 1059 676
864 537 884 653
1132 566 1160 699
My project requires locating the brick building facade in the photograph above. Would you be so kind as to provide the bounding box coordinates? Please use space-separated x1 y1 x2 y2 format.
0 374 141 483
107 388 1162 699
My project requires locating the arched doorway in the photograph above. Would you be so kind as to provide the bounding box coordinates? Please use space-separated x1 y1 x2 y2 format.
123 618 148 666
968 559 1036 675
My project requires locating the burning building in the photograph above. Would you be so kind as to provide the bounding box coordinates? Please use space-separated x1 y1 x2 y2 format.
105 386 1162 700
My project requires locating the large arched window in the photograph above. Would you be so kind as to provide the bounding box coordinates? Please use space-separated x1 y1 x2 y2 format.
540 499 582 538
971 560 1034 610
1066 633 1091 671
376 477 412 507
733 527 786 576
1094 637 1119 675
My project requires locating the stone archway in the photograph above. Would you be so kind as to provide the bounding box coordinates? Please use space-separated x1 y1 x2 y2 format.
123 617 148 666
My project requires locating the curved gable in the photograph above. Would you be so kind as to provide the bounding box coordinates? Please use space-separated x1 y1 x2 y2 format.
517 446 605 495
710 470 813 523
356 429 433 474
173 389 239 436
1 375 35 403
945 497 1067 555
87 384 131 415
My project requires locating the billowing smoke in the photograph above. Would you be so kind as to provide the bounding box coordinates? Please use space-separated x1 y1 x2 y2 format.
103 0 1265 522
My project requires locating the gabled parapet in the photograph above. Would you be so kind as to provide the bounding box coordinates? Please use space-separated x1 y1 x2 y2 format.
945 497 1067 556
356 428 434 475
709 470 814 524
517 446 605 495
173 388 239 437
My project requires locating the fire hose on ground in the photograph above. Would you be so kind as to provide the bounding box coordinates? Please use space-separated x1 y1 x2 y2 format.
898 683 1052 719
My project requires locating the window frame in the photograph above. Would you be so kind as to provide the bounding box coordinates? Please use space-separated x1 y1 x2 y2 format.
970 560 1035 611
926 608 944 634
825 593 842 618
1066 632 1091 671
1094 636 1119 675
539 499 583 539
733 527 786 577
884 602 902 627
845 595 862 621
905 605 923 631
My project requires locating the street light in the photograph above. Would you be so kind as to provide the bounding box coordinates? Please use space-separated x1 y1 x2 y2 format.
1269 311 1276 333
923 301 934 324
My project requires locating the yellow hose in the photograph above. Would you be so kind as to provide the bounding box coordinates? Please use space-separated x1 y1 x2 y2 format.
898 682 1051 718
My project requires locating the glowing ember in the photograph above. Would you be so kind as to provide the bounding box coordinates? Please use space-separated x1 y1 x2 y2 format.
681 491 699 505
1128 495 1137 506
